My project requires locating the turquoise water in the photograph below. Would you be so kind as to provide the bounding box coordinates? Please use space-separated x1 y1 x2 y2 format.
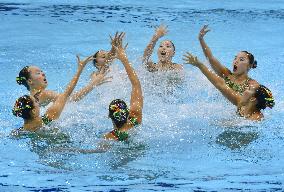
0 1 284 191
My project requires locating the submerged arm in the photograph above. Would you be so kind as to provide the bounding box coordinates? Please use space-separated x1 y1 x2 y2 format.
199 25 231 77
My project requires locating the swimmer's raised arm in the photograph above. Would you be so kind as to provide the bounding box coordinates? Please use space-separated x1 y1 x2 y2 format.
143 25 168 70
183 52 240 106
199 25 231 77
44 55 91 120
104 32 120 65
70 69 111 102
115 33 143 124
36 90 58 104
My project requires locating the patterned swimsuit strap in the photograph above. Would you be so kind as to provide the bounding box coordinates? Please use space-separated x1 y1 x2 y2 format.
41 114 53 125
129 116 139 126
111 129 129 141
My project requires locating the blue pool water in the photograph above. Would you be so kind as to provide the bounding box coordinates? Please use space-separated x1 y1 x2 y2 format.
0 0 284 191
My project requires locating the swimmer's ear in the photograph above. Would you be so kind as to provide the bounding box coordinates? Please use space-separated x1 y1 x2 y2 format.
31 109 36 115
27 79 33 85
250 96 256 102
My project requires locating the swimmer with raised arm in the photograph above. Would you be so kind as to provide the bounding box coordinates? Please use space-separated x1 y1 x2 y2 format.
52 34 143 154
183 52 274 121
92 32 125 73
103 32 143 141
12 55 109 133
143 25 183 72
198 25 259 94
16 55 111 107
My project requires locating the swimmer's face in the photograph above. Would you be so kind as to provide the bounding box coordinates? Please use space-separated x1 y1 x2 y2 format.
27 66 48 90
239 85 257 106
95 50 109 69
232 52 251 75
157 40 175 62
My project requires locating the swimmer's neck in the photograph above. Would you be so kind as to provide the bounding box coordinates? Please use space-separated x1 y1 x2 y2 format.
241 103 260 118
112 121 128 132
232 73 249 82
30 87 45 96
24 116 42 131
158 60 173 68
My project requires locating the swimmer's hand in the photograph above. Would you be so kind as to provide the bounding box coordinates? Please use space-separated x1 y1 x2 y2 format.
199 25 210 40
183 52 202 67
76 54 94 69
90 69 112 86
110 32 127 52
113 32 128 61
154 24 168 39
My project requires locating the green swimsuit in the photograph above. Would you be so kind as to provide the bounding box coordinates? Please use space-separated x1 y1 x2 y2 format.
41 114 53 125
224 76 251 94
109 117 139 141
12 115 53 135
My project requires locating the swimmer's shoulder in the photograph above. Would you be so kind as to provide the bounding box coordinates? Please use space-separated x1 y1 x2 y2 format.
38 90 59 106
146 61 158 72
248 79 259 87
249 112 263 121
172 63 183 70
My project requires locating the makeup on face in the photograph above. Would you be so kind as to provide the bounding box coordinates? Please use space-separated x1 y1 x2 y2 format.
158 41 175 59
232 52 250 74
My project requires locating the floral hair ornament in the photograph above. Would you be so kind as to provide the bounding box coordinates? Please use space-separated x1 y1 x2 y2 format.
110 103 129 121
16 76 27 82
262 86 275 108
12 98 32 117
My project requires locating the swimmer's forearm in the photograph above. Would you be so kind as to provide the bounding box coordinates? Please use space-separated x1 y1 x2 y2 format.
198 64 223 88
199 38 230 77
198 64 239 106
120 56 141 87
63 67 84 97
199 37 214 60
143 35 159 63
106 46 116 64
69 81 98 102
45 67 85 120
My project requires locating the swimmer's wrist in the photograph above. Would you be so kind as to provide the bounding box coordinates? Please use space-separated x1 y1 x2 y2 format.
152 35 159 41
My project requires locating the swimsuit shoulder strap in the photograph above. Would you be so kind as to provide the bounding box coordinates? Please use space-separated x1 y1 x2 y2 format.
110 129 128 141
129 116 139 126
41 114 52 125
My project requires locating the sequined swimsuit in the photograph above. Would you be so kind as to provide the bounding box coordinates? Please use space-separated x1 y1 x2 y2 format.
224 76 251 95
109 117 139 141
12 115 53 135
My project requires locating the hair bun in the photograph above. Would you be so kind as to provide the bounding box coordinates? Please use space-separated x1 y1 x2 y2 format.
252 60 257 69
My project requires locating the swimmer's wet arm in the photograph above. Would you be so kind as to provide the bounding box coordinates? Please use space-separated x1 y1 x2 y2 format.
198 64 240 106
198 25 231 77
105 32 126 64
143 34 159 64
45 55 90 120
69 71 110 102
183 52 240 106
105 41 116 64
40 90 59 104
120 51 143 124
143 25 167 66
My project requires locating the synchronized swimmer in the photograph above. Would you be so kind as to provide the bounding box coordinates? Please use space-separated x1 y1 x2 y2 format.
12 25 275 144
